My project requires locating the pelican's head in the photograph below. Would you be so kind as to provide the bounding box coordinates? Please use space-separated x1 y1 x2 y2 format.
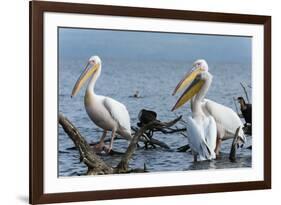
89 55 101 65
193 59 208 71
71 55 101 97
171 59 209 111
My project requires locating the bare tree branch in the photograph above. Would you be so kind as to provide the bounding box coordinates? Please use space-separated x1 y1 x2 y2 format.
229 127 240 162
59 113 113 175
59 113 183 175
115 116 182 173
240 82 250 103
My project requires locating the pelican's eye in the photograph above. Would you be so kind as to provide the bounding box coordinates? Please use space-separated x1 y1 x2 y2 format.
194 63 200 68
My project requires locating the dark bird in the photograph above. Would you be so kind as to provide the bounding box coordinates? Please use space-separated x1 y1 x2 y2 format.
237 96 252 125
137 109 157 127
133 90 140 98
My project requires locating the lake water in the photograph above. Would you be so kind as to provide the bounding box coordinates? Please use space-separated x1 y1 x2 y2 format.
58 58 252 176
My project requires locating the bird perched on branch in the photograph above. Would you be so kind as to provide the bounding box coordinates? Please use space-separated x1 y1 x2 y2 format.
137 109 157 127
71 56 132 153
237 96 252 125
172 59 246 159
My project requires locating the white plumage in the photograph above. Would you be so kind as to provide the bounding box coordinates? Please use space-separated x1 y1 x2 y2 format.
185 115 216 161
172 59 246 157
173 68 217 161
202 99 245 141
72 56 132 152
103 97 132 139
186 71 217 161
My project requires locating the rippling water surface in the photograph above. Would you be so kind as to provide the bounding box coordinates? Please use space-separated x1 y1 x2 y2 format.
58 58 252 176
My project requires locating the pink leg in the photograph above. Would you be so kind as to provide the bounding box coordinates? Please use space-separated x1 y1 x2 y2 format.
215 123 224 156
107 128 116 153
93 130 107 152
215 137 222 156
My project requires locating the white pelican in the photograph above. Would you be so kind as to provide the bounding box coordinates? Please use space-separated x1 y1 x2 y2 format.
172 64 217 161
71 56 132 152
172 59 246 155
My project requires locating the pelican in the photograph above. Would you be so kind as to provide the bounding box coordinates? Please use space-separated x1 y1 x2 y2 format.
171 63 217 161
71 56 132 152
172 59 246 155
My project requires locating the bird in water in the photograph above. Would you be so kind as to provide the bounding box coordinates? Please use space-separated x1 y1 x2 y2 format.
137 109 157 127
237 96 252 125
171 61 217 161
172 59 246 157
71 56 132 153
133 90 140 98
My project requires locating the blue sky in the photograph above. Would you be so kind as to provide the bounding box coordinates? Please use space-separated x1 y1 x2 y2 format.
59 27 251 63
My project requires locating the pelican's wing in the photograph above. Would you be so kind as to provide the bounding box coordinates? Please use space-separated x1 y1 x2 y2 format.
204 116 217 159
185 116 213 161
103 97 131 133
204 99 244 136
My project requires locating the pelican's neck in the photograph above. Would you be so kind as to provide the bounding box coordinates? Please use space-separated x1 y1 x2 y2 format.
191 72 212 118
86 64 101 96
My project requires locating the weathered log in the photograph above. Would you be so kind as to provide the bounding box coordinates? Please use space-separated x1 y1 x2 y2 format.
115 124 151 173
131 126 170 149
155 127 186 134
68 140 125 155
115 116 182 173
240 82 250 103
59 113 183 175
229 127 241 162
59 113 113 175
131 116 183 150
147 137 170 149
87 130 170 150
177 144 191 152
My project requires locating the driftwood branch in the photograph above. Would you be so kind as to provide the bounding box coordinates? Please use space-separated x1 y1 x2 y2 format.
177 144 191 152
156 127 186 134
229 127 241 162
115 124 151 173
240 82 250 103
59 113 182 175
59 113 113 175
115 116 182 173
131 126 170 149
131 116 184 150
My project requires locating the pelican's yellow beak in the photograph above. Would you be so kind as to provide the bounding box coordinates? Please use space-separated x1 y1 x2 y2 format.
172 67 204 95
71 62 99 97
171 67 204 111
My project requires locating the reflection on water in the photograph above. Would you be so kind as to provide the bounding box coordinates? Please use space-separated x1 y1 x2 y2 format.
59 59 252 176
